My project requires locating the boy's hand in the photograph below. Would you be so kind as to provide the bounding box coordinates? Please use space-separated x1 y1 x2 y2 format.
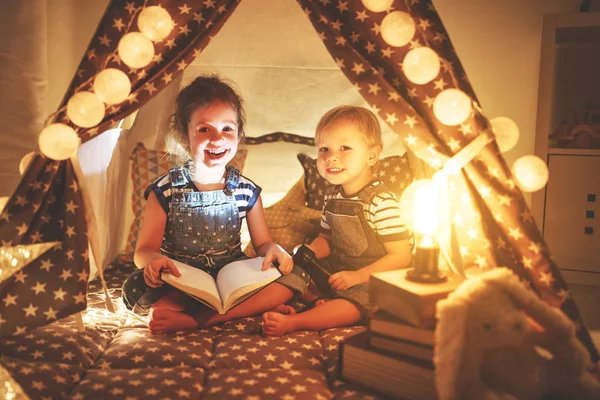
144 256 180 288
328 270 366 291
262 245 293 275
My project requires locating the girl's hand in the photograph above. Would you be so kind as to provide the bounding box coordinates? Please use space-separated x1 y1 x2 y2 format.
144 256 180 288
262 245 294 275
328 270 366 291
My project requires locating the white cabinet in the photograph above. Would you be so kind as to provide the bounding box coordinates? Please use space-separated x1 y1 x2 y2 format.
543 150 600 286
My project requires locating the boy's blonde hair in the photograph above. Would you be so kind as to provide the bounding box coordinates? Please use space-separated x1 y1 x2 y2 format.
315 106 383 149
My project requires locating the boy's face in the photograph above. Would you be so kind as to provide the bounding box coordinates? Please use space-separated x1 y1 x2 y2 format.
316 121 380 195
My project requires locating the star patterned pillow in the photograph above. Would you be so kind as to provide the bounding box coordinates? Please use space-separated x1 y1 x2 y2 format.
297 153 414 210
244 177 322 257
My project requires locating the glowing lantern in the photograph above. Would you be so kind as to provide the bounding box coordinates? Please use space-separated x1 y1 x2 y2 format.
433 89 472 126
137 6 174 41
512 155 549 193
381 11 415 47
118 32 155 69
19 152 35 175
93 68 131 105
400 179 440 237
403 47 441 85
38 123 80 161
490 116 520 153
361 0 393 12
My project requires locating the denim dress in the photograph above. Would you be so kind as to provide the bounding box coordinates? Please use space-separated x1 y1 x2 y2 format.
122 164 309 312
319 183 391 318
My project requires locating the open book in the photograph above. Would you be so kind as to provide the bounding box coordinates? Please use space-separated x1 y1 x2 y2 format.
161 257 281 314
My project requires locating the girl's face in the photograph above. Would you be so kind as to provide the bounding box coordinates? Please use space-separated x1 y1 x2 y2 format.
316 121 380 196
187 101 239 170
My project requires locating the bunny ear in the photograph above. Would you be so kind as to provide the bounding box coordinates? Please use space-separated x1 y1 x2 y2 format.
435 295 482 400
483 268 573 337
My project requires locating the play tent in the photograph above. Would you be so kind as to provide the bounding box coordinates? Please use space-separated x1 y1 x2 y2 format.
1 0 598 397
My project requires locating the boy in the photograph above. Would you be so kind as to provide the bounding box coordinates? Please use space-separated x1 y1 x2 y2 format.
262 106 412 336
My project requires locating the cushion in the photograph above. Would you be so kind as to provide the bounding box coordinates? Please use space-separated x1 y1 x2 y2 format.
297 153 414 210
244 177 322 257
121 142 247 261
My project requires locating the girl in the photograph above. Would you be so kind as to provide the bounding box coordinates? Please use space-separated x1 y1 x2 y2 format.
122 75 309 334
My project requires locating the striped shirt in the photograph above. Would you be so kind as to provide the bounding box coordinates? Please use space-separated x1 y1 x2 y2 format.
320 181 410 242
144 170 262 219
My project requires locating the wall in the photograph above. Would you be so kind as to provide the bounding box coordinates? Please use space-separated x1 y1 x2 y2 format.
434 0 581 203
0 0 585 198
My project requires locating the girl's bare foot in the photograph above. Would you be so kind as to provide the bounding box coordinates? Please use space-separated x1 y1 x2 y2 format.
149 309 198 334
268 304 297 315
262 312 297 337
149 308 220 334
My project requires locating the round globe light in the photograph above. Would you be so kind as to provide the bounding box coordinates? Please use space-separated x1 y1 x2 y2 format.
402 47 441 85
137 6 174 41
19 152 35 175
433 89 472 126
118 32 155 69
361 0 393 13
0 196 8 213
490 116 520 153
399 179 440 236
512 155 549 193
381 11 415 47
38 123 80 161
93 68 131 105
66 91 106 128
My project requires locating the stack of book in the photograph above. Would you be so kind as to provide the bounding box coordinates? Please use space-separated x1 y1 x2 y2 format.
339 269 464 399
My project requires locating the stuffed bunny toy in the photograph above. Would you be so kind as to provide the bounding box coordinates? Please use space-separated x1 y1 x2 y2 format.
434 267 600 400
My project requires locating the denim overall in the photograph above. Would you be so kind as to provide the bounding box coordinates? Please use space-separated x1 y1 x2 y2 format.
122 164 309 311
320 182 390 317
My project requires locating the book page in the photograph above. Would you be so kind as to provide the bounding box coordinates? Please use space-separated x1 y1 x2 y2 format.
216 257 281 312
162 259 223 313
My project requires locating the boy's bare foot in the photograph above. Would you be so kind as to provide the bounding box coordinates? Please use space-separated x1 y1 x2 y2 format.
268 304 297 315
149 309 198 334
262 312 297 337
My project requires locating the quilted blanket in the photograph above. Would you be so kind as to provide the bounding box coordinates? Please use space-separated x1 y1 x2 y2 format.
1 261 383 399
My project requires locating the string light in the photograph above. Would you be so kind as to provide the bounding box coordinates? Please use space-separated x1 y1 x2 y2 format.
137 5 174 41
18 152 35 176
67 91 106 128
433 89 472 126
361 0 393 13
0 196 8 212
402 47 441 85
491 116 520 153
381 11 415 47
512 155 549 193
38 123 80 161
118 32 155 69
93 68 132 105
